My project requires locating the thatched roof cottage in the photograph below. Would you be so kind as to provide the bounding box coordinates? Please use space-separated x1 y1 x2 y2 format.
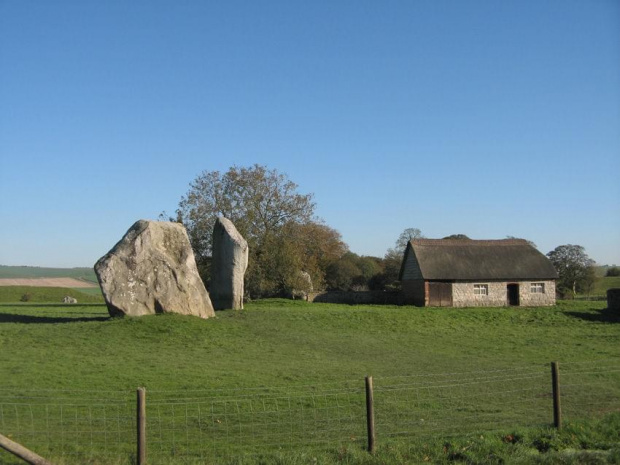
399 239 558 307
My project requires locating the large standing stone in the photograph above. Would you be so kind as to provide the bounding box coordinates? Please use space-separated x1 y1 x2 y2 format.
95 220 214 319
210 217 249 310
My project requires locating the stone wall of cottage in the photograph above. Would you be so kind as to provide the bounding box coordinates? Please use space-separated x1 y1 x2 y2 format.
452 280 556 307
520 280 556 306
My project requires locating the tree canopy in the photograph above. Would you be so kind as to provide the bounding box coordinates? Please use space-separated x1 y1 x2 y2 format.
442 234 471 240
175 165 346 297
378 227 426 290
394 228 424 251
547 244 596 297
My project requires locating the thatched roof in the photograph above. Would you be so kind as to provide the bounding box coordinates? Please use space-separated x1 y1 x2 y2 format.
400 239 558 281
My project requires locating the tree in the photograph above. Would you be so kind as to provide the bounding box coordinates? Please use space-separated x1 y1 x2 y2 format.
379 228 425 291
606 266 620 277
321 252 385 291
272 221 348 293
175 164 343 297
577 265 598 296
325 253 362 291
442 234 471 240
547 244 596 298
394 228 424 251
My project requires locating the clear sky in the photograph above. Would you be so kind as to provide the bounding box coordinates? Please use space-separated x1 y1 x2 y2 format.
1 0 619 268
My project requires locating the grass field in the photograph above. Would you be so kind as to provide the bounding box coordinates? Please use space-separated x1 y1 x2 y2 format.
594 276 620 295
0 295 619 463
0 265 98 283
0 285 104 304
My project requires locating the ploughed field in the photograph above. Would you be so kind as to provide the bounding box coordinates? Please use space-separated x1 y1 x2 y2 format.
0 296 618 464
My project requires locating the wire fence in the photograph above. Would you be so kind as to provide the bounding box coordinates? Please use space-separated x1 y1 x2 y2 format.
1 360 619 464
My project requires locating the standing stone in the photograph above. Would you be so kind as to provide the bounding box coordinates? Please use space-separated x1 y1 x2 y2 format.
210 217 249 310
290 270 313 300
95 220 214 319
608 288 620 312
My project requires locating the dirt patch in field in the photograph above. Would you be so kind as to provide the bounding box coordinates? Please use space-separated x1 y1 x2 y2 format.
0 278 99 288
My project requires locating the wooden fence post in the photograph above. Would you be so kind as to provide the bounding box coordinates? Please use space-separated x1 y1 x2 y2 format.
365 376 375 453
551 362 562 429
0 433 52 465
137 387 146 465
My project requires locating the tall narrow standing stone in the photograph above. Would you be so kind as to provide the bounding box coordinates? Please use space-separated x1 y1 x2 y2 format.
210 217 249 310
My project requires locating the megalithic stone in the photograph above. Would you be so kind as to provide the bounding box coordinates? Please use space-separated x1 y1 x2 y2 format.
95 220 215 319
210 217 249 310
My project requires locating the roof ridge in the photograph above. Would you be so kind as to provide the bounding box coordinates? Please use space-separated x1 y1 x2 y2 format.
411 239 529 247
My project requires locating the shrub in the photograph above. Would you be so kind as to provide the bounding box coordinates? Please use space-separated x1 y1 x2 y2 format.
605 266 620 277
20 293 32 302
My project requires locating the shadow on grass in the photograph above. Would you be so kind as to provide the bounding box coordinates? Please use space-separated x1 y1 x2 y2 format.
0 313 110 324
565 307 620 323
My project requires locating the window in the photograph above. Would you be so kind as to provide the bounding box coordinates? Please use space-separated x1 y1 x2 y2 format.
531 283 545 294
474 284 488 296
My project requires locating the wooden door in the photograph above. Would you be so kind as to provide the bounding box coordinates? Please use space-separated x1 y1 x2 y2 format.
428 282 453 307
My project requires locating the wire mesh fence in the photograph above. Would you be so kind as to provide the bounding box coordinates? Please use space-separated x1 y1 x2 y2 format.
374 366 553 439
146 384 366 463
1 360 618 464
0 390 135 463
560 360 620 420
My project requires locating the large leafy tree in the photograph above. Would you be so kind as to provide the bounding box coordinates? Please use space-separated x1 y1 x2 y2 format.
547 244 596 297
175 164 345 297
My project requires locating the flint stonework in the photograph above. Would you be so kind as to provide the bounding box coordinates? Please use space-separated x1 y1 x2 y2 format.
95 220 214 319
210 217 249 310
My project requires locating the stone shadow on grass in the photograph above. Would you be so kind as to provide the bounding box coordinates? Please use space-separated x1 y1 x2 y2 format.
565 307 620 324
0 313 110 324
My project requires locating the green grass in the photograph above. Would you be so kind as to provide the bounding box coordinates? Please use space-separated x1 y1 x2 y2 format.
0 299 618 464
0 285 104 303
1 299 618 390
592 276 620 295
0 265 98 283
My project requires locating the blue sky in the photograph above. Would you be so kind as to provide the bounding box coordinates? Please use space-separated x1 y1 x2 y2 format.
1 0 619 267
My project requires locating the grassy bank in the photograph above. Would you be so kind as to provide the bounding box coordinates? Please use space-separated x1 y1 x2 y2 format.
0 299 618 463
0 299 618 390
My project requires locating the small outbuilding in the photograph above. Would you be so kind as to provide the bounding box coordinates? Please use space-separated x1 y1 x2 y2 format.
399 239 558 307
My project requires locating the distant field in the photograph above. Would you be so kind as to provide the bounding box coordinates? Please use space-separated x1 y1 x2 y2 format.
0 277 98 288
0 265 98 283
593 276 620 295
0 285 104 303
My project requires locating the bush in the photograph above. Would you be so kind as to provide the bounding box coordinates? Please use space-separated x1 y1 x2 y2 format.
20 293 32 302
605 266 620 277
